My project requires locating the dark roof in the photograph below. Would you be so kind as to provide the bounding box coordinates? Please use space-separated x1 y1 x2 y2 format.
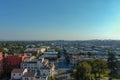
22 62 37 64
11 69 24 73
23 72 35 77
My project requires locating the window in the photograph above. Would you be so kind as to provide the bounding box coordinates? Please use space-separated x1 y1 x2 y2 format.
13 74 15 76
34 67 37 69
25 78 29 80
24 64 27 66
31 67 33 69
28 67 30 69
32 70 35 72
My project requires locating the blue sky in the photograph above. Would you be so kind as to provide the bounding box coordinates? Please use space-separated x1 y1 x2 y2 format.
0 0 120 40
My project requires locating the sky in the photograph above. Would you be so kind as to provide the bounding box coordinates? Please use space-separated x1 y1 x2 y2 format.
0 0 120 40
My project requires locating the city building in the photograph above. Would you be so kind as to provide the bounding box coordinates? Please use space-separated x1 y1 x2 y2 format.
41 52 58 60
0 52 3 76
21 57 49 72
4 53 27 73
11 69 27 80
22 71 36 80
21 56 55 79
25 48 46 54
11 68 48 80
21 62 38 72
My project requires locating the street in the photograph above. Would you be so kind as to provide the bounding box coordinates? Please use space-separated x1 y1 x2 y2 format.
55 50 74 80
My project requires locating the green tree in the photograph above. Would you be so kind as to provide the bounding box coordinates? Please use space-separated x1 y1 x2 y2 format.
87 52 93 57
88 59 98 79
57 51 61 58
95 58 107 78
2 50 8 54
88 58 107 79
79 51 84 55
107 51 118 77
74 61 91 80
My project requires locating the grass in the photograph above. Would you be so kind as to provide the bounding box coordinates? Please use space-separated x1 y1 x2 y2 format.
112 79 120 80
90 69 120 80
96 70 120 80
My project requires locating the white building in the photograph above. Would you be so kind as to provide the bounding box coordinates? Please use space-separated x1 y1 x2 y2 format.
11 68 48 80
21 62 38 72
11 69 27 80
20 55 55 79
41 52 58 59
21 57 49 72
25 48 46 54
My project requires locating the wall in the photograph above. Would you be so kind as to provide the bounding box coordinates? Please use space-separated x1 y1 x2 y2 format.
11 73 23 80
0 52 3 76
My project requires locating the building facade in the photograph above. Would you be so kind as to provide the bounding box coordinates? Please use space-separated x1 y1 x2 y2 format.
11 69 27 80
4 53 27 73
0 52 3 76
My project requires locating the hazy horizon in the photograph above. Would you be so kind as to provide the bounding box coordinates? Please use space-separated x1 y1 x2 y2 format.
0 0 120 40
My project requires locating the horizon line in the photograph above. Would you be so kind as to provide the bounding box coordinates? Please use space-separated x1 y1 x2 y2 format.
0 39 120 41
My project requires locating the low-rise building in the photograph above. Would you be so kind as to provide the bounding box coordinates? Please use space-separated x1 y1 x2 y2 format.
20 56 55 79
41 52 58 60
4 53 27 73
21 62 38 72
11 68 48 80
25 48 46 54
21 57 48 72
0 52 3 76
11 69 27 80
22 71 36 80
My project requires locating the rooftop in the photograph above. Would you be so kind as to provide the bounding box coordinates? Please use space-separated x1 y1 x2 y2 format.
23 71 36 77
11 69 24 73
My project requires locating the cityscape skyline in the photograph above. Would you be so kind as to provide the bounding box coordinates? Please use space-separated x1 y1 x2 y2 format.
0 0 120 40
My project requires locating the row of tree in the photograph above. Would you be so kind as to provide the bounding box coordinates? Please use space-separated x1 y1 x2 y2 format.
107 51 120 78
63 49 70 63
71 58 107 80
55 48 61 58
0 42 26 54
71 52 120 80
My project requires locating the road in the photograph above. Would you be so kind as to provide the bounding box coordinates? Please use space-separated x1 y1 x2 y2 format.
55 50 74 80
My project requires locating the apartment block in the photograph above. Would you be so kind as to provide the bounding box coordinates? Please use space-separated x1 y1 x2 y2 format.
0 52 3 76
4 53 27 73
